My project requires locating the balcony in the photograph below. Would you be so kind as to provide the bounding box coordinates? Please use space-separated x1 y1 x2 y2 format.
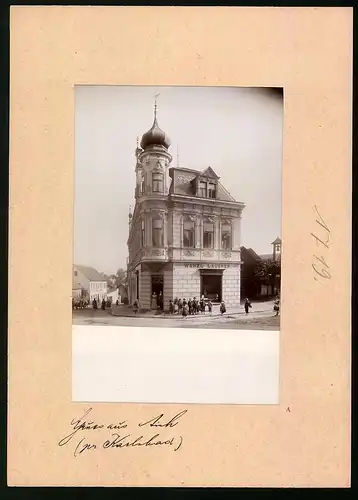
140 247 169 262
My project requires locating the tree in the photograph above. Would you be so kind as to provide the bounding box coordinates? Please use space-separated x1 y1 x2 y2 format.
254 259 281 295
115 268 127 289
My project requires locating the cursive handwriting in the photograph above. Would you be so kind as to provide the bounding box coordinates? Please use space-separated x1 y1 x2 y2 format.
311 205 331 281
58 407 128 447
58 408 187 458
103 432 183 452
138 410 187 428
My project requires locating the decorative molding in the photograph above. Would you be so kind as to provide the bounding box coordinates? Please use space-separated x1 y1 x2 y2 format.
222 251 232 259
182 250 195 257
203 251 214 257
177 174 195 185
151 249 165 256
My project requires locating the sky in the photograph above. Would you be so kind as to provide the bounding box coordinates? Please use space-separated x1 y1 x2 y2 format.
74 86 283 275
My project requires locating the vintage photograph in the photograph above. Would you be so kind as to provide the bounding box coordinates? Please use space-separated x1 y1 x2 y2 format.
73 86 283 331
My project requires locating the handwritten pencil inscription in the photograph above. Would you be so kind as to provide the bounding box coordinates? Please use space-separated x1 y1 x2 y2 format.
311 205 331 281
58 407 186 458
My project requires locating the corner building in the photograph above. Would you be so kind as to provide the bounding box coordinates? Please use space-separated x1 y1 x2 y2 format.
127 105 245 311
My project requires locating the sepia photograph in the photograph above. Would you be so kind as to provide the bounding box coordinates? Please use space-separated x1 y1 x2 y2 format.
72 85 282 404
73 86 282 331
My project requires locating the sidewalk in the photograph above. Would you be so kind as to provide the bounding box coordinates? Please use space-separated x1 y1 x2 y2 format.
110 300 275 319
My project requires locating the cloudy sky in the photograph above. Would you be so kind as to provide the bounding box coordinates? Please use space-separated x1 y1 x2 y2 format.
74 86 283 275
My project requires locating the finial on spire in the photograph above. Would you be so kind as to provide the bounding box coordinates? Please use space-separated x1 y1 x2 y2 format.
136 136 139 147
154 92 160 120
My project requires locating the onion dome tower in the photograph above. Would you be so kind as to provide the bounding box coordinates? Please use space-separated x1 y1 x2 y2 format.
137 96 172 197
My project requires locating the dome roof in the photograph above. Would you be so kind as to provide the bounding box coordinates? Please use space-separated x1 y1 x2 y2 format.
140 106 171 150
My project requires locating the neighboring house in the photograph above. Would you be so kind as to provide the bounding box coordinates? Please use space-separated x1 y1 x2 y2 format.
127 104 245 311
72 278 82 299
240 247 262 300
106 287 119 304
73 265 108 303
241 237 281 300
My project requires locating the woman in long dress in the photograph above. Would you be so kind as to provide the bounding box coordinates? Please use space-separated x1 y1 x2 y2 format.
151 292 157 310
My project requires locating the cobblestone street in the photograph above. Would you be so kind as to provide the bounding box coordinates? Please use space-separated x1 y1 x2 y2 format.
73 301 279 330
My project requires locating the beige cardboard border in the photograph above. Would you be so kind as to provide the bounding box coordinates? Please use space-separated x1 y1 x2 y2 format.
8 6 352 487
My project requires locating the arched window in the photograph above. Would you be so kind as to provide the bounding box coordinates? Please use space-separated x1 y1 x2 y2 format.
152 216 163 247
183 217 195 248
152 173 164 193
221 221 232 250
203 219 214 249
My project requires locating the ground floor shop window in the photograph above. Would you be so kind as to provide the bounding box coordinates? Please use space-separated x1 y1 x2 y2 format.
200 272 222 301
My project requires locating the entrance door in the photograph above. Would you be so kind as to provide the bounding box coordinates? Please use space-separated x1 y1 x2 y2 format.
201 273 222 302
151 275 164 309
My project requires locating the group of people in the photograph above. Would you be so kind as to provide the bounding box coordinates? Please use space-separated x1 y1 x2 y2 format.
151 292 164 310
72 298 89 310
166 296 227 317
91 297 115 310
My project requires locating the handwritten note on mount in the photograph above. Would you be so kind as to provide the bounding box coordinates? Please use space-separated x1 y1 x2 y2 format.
58 408 187 458
311 205 331 281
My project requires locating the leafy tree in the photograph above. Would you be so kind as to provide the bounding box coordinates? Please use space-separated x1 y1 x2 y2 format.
254 260 281 293
115 268 127 288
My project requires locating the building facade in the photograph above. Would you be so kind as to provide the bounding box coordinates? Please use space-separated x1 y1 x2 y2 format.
127 104 245 311
73 265 108 303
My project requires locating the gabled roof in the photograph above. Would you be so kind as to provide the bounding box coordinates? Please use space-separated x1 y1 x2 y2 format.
271 237 282 245
74 265 106 282
241 246 262 261
201 166 220 179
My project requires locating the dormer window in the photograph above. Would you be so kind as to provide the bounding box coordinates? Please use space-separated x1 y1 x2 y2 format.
208 183 216 198
199 181 207 197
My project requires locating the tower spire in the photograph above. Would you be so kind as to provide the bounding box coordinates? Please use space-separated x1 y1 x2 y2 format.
154 92 160 121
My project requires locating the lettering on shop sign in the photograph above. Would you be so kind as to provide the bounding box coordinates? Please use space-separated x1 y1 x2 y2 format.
311 205 331 281
58 407 187 458
184 263 231 269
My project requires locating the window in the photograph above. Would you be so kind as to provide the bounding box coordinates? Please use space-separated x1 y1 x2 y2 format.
221 222 232 249
141 220 145 247
140 175 145 194
208 183 216 198
203 221 214 249
199 181 207 197
152 173 164 193
183 219 195 248
152 217 163 247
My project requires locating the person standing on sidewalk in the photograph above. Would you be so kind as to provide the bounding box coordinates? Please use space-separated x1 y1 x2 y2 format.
207 300 213 314
244 298 252 315
273 299 280 316
133 299 139 314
